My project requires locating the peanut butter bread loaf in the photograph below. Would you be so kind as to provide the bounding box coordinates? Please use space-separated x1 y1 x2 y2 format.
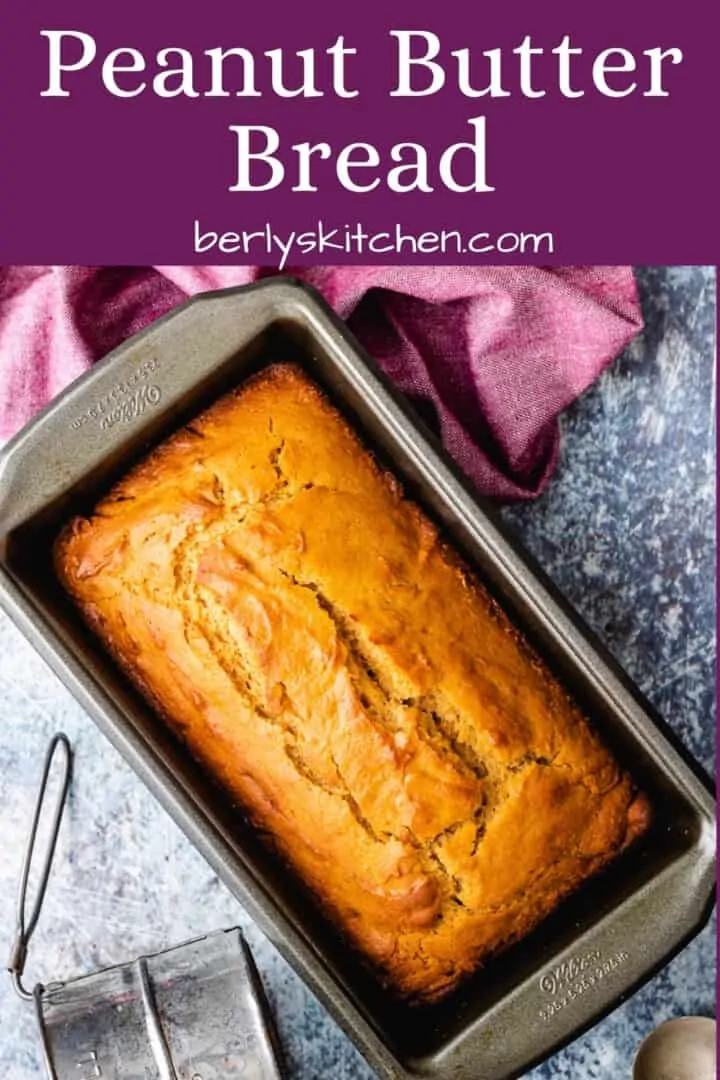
55 364 649 1002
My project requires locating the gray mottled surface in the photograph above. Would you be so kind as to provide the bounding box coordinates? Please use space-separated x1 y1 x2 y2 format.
0 266 715 1078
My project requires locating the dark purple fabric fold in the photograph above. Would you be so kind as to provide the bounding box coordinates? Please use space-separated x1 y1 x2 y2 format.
0 265 642 499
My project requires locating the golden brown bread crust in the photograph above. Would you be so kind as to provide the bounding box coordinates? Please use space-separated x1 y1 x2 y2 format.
55 363 650 1002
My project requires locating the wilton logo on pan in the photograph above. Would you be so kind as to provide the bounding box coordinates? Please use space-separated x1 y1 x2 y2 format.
99 383 162 430
538 949 630 1022
69 357 161 430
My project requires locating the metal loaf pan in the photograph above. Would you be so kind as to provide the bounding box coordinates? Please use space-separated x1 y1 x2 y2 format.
0 278 714 1080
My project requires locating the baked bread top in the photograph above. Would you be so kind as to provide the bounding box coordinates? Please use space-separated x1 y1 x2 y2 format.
55 363 649 1001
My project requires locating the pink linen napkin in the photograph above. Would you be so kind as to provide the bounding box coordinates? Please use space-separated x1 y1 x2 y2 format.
0 266 642 499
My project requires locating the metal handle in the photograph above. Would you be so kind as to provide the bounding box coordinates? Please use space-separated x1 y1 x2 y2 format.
8 732 73 1000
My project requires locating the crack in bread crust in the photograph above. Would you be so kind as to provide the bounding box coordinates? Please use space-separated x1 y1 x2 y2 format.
53 363 650 1003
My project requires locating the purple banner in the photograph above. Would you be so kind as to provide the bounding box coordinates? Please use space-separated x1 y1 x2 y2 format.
0 0 716 263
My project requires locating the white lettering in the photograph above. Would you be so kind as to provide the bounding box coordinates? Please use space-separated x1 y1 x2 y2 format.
41 30 97 96
592 48 638 97
154 48 198 98
228 126 284 191
439 116 494 193
101 48 147 98
390 30 445 96
643 46 683 96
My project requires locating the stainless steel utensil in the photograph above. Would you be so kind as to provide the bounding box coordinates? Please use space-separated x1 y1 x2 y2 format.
8 734 283 1080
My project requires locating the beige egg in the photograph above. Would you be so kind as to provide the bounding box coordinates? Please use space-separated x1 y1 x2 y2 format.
633 1017 716 1080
